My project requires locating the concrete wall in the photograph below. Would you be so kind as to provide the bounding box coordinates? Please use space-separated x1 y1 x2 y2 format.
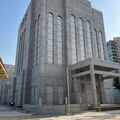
23 104 88 115
0 64 14 104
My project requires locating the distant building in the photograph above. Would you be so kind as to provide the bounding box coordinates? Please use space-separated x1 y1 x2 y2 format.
107 37 120 63
107 37 120 104
14 0 120 114
0 64 14 104
114 37 120 63
107 40 118 63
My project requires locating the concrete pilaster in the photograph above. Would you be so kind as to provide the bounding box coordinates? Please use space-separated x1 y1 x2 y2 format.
78 77 82 104
100 76 106 104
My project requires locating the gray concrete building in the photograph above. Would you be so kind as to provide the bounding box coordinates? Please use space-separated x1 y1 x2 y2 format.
107 40 118 63
107 37 120 64
106 37 120 104
14 0 120 114
0 64 14 104
105 40 118 104
107 37 120 63
114 37 120 63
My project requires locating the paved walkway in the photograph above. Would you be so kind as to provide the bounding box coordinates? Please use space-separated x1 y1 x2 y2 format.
0 105 31 118
0 105 11 111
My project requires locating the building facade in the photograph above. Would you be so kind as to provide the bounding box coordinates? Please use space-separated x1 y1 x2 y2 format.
114 37 120 63
107 40 118 63
107 37 120 104
14 0 112 112
0 64 14 104
107 37 120 63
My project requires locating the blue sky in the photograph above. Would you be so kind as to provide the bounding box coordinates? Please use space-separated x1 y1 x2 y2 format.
0 0 120 65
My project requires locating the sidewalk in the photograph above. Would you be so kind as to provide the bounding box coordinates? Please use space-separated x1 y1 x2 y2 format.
0 105 11 111
0 105 31 118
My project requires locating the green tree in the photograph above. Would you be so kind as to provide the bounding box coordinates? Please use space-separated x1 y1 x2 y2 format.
113 78 120 91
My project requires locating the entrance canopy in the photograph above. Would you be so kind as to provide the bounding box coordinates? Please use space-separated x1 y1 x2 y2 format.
71 58 120 80
70 58 120 106
0 58 8 80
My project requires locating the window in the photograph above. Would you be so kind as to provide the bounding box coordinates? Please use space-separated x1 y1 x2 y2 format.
78 18 85 61
58 86 64 105
47 86 53 105
34 15 40 66
21 30 26 70
99 31 104 60
17 29 26 75
81 83 85 93
70 15 77 64
47 13 54 63
57 16 63 64
17 36 22 74
31 86 38 104
34 20 37 66
31 88 35 104
86 21 93 58
93 29 99 58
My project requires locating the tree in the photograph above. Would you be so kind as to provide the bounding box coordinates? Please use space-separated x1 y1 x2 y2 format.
113 78 120 91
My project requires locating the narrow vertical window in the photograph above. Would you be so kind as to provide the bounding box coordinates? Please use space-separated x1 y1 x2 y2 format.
34 20 37 66
99 31 104 60
19 34 23 72
58 86 64 105
19 36 22 73
57 16 63 64
93 29 99 59
21 29 26 70
86 21 93 58
70 15 77 64
34 15 40 66
31 87 35 104
36 15 40 64
47 13 54 63
17 30 25 75
78 18 85 61
17 36 22 75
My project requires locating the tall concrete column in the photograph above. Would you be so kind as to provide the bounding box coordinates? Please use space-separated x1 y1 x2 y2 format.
39 0 47 104
79 77 82 104
90 63 98 106
100 76 106 104
25 0 36 104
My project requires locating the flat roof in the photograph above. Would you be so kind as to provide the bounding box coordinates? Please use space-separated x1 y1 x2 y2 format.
0 58 8 80
71 58 120 79
71 58 120 70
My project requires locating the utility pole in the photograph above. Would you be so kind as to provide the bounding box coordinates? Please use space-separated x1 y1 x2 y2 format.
67 67 71 114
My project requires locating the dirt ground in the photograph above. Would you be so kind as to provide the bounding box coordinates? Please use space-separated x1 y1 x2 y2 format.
0 111 120 120
0 105 120 120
